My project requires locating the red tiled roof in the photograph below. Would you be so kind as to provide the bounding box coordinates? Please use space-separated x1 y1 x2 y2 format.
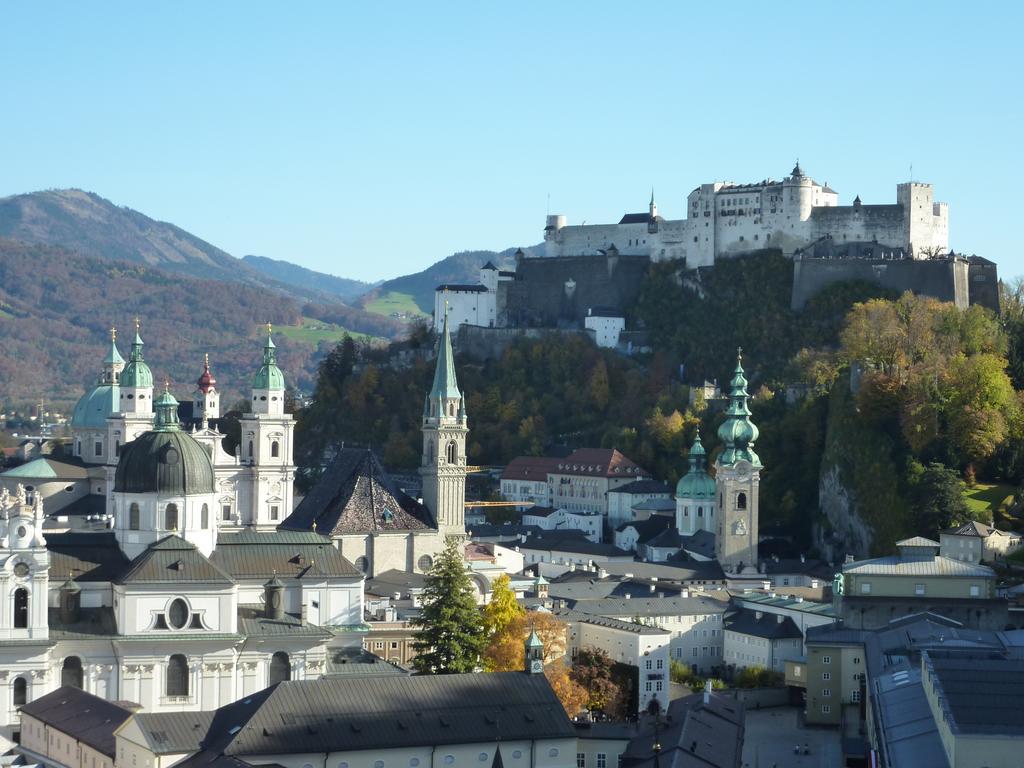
501 456 559 481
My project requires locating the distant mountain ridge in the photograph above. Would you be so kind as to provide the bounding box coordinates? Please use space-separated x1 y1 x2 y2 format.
367 246 541 313
243 254 378 302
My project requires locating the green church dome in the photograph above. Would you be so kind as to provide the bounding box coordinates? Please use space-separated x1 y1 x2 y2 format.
675 431 716 500
717 350 761 467
114 389 214 495
71 384 120 429
252 328 285 390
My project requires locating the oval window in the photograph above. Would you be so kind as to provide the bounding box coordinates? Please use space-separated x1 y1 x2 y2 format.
374 762 384 768
512 753 522 760
17 526 27 539
165 447 180 465
444 758 455 766
478 755 488 763
548 750 559 758
168 598 189 629
409 761 420 767
13 563 29 578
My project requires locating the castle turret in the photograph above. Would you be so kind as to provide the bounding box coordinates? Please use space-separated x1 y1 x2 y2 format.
714 350 761 574
420 308 468 538
783 160 814 222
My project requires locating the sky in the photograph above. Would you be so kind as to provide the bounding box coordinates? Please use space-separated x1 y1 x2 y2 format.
1 2 1022 283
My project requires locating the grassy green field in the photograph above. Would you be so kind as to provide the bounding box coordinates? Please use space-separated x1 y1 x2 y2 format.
363 291 428 318
964 483 1016 519
276 317 378 346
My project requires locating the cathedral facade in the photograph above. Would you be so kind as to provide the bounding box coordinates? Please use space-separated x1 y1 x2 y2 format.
0 317 470 744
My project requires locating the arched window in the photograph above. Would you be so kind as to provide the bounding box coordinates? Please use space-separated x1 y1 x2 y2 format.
737 492 747 510
697 506 703 518
12 677 26 706
683 506 689 517
248 440 254 459
13 588 28 629
446 441 457 464
61 656 83 689
271 441 280 458
165 503 179 531
129 503 140 531
115 439 121 457
269 652 291 686
448 402 455 417
166 654 189 697
201 504 209 529
427 440 434 462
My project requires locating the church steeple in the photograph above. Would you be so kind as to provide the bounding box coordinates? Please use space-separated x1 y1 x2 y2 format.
716 349 760 467
420 307 469 539
153 384 180 431
102 326 125 385
252 323 285 416
120 318 154 415
649 188 657 218
194 353 219 427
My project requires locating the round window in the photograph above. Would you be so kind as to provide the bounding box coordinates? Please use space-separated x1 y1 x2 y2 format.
409 760 420 768
374 762 384 768
444 758 455 766
168 598 189 629
13 563 29 577
511 753 522 760
478 754 488 762
548 750 559 758
417 555 433 572
354 556 369 574
16 526 27 539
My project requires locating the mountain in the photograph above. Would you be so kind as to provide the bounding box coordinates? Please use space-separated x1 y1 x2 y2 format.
243 254 377 302
364 247 541 313
0 237 316 408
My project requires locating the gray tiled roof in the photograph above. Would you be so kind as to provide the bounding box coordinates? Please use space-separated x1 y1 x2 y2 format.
725 608 802 640
236 605 332 639
188 673 573 757
19 686 135 757
609 479 672 495
572 613 670 636
896 536 940 547
842 554 993 578
47 532 130 582
131 711 217 754
210 531 361 580
570 594 729 618
119 536 234 585
924 652 1024 736
281 449 434 535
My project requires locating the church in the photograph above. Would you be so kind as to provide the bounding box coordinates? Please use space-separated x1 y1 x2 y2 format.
0 315 470 745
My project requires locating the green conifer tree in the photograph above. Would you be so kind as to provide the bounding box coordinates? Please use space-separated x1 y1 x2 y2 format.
412 537 485 674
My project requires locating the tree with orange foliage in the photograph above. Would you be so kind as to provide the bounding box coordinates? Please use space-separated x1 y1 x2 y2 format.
544 664 588 718
484 612 569 671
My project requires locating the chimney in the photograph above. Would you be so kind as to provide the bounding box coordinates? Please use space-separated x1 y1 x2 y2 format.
598 568 608 579
796 596 804 603
703 679 712 705
300 601 308 623
800 553 806 563
755 611 763 620
569 562 576 572
681 589 689 598
649 584 656 593
777 614 784 624
624 593 631 600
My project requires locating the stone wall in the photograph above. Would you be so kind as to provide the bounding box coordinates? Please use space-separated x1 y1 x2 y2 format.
791 254 981 310
499 253 652 327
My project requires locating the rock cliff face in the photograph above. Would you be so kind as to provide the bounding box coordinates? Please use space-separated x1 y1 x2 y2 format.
815 376 913 559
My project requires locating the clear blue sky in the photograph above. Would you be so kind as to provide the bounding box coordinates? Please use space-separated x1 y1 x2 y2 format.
2 2 1021 282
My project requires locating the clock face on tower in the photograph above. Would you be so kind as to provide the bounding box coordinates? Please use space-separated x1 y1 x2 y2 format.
531 659 543 674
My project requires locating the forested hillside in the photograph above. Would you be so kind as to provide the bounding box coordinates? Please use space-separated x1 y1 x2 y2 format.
296 252 1024 557
0 239 314 407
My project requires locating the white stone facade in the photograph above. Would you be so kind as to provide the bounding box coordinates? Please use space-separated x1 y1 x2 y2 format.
543 165 948 267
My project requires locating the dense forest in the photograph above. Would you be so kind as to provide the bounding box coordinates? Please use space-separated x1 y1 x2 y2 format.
296 252 1024 556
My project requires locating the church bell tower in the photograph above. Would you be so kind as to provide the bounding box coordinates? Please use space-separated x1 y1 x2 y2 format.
714 350 761 574
420 308 468 538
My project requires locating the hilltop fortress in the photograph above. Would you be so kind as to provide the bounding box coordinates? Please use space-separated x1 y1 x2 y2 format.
543 162 948 266
437 163 996 354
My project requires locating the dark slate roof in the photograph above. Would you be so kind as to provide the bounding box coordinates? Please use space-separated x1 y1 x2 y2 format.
236 605 332 639
119 536 235 586
324 647 410 677
114 430 215 496
187 673 572 758
725 608 802 640
621 693 744 768
281 449 434 535
435 283 488 292
618 213 661 225
47 532 131 582
46 493 106 522
616 516 674 541
518 531 632 558
941 521 1000 538
645 527 683 549
609 479 672 495
680 530 716 560
602 557 726 582
19 685 135 757
481 261 498 271
210 530 361 580
923 653 1024 736
570 594 730 618
131 711 217 754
